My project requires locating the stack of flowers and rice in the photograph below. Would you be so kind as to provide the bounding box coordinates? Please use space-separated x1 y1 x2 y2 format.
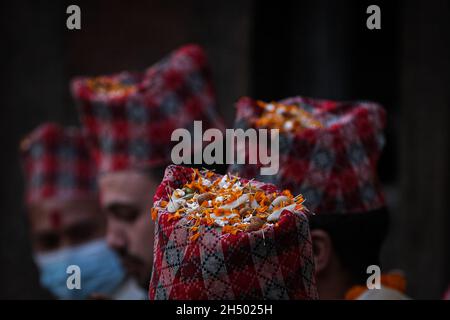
152 166 306 240
148 165 318 300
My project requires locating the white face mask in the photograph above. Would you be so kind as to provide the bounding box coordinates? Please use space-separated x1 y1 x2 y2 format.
35 239 126 299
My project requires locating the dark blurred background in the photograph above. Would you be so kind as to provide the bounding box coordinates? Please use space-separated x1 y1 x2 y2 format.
1 0 449 299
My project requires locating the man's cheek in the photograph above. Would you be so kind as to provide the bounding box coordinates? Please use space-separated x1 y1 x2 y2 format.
135 214 154 258
98 189 108 209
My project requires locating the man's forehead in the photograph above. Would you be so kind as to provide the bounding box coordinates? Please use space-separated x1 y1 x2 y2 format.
29 205 63 230
28 197 99 230
98 170 156 206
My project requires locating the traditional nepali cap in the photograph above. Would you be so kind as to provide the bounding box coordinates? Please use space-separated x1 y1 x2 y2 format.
149 165 318 300
20 123 97 205
229 96 386 215
71 44 224 174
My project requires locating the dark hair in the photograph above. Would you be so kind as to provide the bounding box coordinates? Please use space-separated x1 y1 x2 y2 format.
140 166 166 183
308 208 390 284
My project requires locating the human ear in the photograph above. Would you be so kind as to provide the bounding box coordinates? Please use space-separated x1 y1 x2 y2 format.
310 229 333 274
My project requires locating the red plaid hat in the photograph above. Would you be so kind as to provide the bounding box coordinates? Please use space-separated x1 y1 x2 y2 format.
71 44 225 174
229 96 386 215
20 123 97 205
149 165 318 300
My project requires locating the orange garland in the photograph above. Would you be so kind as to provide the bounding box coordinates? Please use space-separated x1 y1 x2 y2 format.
345 273 407 300
86 76 137 96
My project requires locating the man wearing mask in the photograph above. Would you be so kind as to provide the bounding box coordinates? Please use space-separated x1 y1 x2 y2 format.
229 96 409 300
71 44 224 294
20 123 142 299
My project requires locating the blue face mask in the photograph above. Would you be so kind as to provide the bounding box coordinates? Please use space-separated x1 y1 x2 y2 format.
35 239 126 300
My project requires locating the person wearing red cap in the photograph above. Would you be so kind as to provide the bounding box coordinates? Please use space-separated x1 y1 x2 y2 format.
72 44 224 294
20 123 130 299
229 96 409 299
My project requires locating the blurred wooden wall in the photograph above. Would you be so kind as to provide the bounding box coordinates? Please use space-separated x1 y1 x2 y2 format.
395 0 450 299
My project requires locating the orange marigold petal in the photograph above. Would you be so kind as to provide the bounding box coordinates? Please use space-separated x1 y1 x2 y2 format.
381 273 407 293
151 208 158 221
345 286 367 300
282 190 293 198
189 232 200 241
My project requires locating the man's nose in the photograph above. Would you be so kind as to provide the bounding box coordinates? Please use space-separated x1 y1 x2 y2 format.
106 219 127 251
